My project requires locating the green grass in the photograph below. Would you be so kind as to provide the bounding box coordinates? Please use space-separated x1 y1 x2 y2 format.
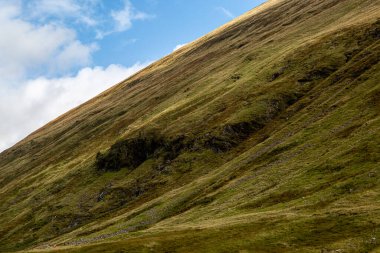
1 0 380 252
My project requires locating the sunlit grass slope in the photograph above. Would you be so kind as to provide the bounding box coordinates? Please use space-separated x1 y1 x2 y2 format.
0 0 379 252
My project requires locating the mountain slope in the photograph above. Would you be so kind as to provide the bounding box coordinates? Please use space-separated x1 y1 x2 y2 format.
0 0 379 252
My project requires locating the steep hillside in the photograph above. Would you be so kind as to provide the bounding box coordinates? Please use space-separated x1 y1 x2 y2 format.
0 0 379 252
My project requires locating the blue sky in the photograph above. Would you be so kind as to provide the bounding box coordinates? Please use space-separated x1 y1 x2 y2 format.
0 0 266 151
20 0 266 73
92 0 266 68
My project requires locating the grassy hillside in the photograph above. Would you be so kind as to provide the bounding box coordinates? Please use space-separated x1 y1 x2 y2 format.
0 0 379 252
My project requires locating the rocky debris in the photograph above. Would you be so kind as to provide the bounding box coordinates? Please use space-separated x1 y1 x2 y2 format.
298 66 338 84
96 91 302 172
61 219 155 247
269 61 291 81
97 182 113 202
230 73 242 81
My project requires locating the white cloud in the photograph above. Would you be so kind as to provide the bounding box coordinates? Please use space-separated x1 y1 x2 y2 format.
173 43 189 52
0 0 154 152
25 0 98 26
217 7 235 19
29 0 80 16
54 41 98 73
20 0 153 41
0 1 96 83
0 62 149 152
96 0 152 39
20 0 153 40
0 0 21 18
111 0 152 32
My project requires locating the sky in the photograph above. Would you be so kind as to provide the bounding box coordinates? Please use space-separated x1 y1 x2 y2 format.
0 0 266 152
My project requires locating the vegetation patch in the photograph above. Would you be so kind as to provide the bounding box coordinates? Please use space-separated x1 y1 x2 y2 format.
95 137 161 171
95 134 192 172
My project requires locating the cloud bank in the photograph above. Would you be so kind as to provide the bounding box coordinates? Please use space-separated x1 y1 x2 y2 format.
0 0 152 151
0 63 148 151
0 1 95 82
